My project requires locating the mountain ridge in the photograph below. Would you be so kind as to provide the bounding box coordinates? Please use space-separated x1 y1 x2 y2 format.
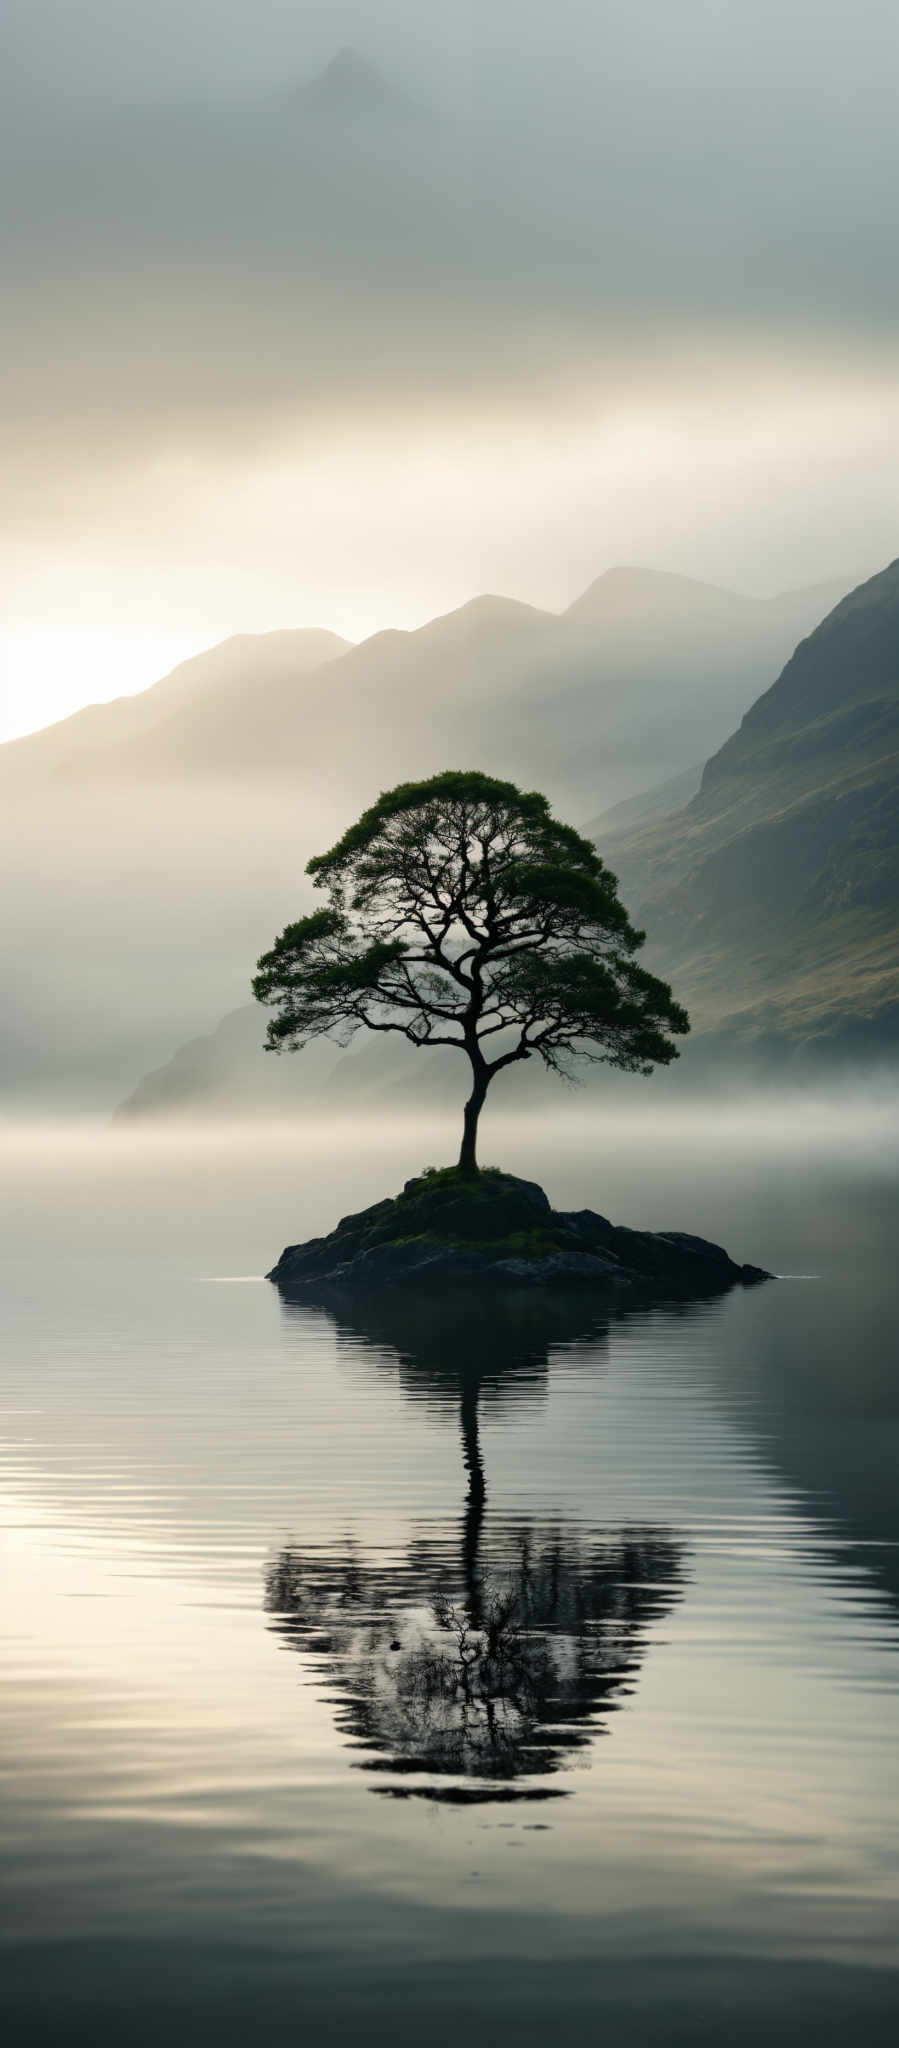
0 568 845 796
1 627 351 775
0 561 866 1111
115 557 899 1114
608 558 899 1058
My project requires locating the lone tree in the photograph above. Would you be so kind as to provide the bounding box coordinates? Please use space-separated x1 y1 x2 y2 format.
253 771 688 1172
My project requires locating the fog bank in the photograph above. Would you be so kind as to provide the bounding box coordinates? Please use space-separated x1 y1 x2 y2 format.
3 1090 898 1280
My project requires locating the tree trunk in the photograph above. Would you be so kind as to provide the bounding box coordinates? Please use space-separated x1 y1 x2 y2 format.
460 1381 485 1625
458 1064 488 1173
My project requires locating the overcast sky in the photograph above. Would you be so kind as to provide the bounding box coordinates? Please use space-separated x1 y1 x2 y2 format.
2 0 898 739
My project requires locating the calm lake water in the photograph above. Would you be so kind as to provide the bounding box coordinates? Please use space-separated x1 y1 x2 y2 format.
2 1103 899 2044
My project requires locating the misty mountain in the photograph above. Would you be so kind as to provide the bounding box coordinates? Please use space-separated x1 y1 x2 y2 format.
609 558 899 1061
586 764 704 839
5 18 898 753
0 628 350 783
1 570 841 814
116 994 586 1122
288 48 422 125
0 566 849 1111
7 26 899 452
116 558 899 1118
115 1002 459 1121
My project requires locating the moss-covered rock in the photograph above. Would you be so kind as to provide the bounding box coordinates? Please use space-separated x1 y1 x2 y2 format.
268 1167 770 1297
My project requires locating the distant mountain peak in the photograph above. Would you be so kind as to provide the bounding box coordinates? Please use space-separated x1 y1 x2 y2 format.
292 47 414 121
564 565 749 628
418 592 556 638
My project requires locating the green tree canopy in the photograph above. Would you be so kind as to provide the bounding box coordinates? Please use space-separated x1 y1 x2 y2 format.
253 770 688 1169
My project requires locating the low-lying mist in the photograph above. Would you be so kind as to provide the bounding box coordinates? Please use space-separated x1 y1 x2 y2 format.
4 1087 898 1281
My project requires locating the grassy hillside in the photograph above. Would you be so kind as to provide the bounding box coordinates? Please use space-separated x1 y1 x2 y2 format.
609 560 899 1060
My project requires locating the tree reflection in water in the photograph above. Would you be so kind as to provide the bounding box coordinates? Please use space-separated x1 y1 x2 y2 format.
267 1287 687 1802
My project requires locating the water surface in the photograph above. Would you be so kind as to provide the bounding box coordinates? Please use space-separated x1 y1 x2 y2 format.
2 1107 898 2043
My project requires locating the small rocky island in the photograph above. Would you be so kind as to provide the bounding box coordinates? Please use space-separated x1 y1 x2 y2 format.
268 1166 771 1298
256 777 770 1305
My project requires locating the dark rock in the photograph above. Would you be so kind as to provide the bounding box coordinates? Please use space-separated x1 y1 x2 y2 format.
268 1167 772 1301
739 1262 771 1285
399 1170 550 1241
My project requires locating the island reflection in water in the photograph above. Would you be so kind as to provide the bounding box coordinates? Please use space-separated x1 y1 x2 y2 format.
267 1287 687 1802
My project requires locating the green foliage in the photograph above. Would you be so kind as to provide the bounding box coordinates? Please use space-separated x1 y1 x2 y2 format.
306 770 601 882
253 769 689 1154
